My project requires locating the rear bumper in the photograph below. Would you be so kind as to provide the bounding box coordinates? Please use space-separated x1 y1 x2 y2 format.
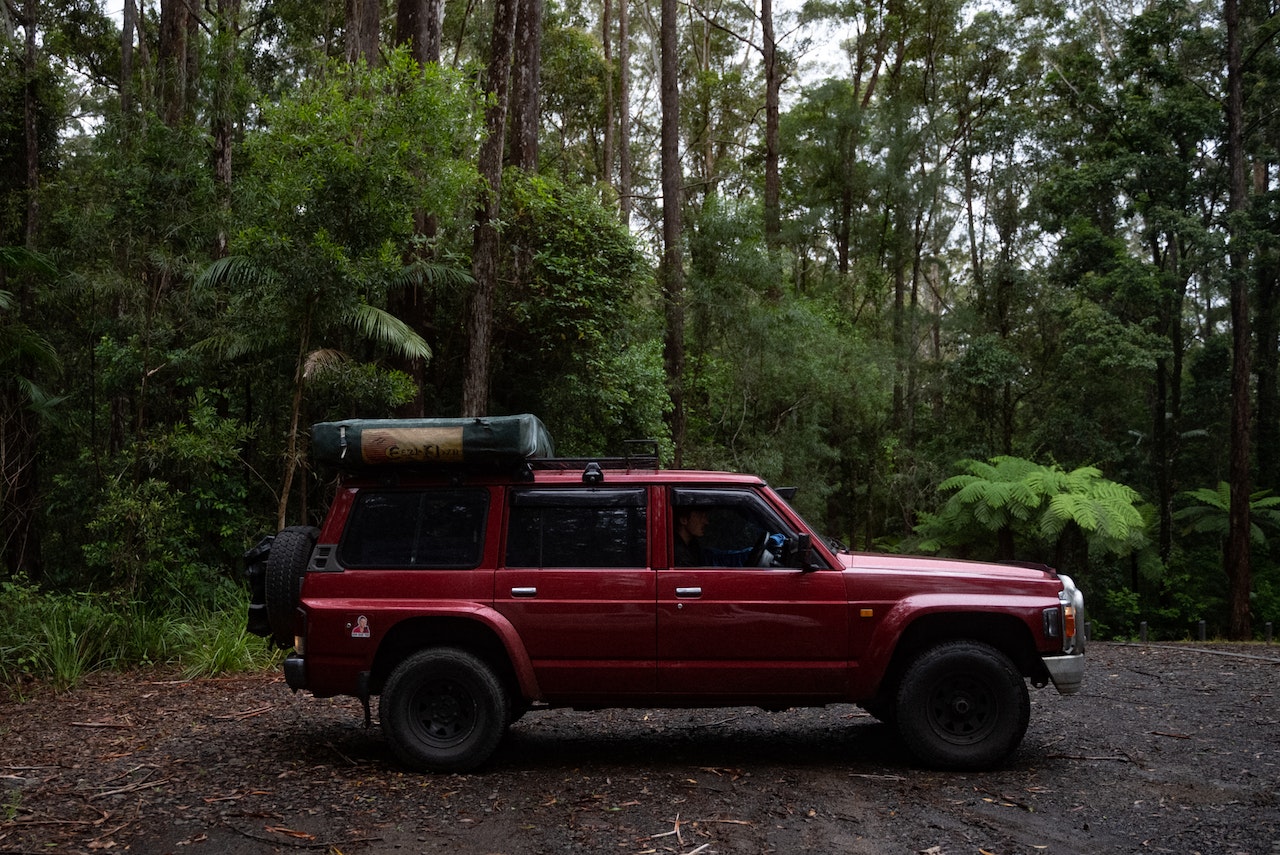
1042 653 1085 695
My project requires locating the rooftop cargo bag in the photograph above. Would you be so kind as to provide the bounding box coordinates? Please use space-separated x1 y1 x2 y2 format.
312 415 554 468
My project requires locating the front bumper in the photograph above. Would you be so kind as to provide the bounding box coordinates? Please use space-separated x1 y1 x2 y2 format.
1042 653 1085 694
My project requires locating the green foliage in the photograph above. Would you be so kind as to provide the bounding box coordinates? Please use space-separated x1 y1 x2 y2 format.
916 456 1149 562
540 25 610 186
204 50 482 377
52 392 259 610
1254 574 1280 633
305 358 418 419
677 199 897 536
0 247 62 424
497 171 667 454
171 603 283 680
1174 482 1280 547
192 51 485 523
0 581 280 695
0 44 63 243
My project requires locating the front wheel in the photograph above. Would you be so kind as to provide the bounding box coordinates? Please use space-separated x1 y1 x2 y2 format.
379 648 509 773
895 641 1030 770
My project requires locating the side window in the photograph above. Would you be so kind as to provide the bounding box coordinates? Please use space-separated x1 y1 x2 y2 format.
506 488 648 568
671 488 791 567
339 488 488 568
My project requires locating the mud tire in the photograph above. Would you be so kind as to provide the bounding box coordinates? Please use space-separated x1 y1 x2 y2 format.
895 640 1030 770
264 525 319 648
380 647 509 773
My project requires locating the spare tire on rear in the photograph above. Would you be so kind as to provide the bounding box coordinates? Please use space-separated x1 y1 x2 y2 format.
265 525 319 648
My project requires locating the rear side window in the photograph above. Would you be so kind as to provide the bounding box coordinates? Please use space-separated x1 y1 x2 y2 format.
506 488 647 568
339 488 489 568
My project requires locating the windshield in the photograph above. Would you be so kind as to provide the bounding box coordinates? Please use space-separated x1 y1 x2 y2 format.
773 488 849 553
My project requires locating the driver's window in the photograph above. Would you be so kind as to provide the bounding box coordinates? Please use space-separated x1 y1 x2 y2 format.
671 489 787 568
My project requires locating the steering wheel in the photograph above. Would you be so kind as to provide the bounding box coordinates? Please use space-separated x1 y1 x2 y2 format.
747 530 770 567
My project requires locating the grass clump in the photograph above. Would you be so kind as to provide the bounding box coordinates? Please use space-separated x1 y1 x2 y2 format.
0 581 279 696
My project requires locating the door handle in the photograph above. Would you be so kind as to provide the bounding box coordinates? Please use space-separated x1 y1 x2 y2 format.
511 587 537 597
675 587 702 598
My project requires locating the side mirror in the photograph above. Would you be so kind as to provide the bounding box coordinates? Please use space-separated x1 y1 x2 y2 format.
790 533 819 572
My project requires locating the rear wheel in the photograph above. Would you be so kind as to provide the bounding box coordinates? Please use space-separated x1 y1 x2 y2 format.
264 526 318 648
895 640 1029 770
380 648 509 773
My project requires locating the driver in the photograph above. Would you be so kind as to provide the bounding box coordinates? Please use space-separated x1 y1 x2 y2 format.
673 508 709 566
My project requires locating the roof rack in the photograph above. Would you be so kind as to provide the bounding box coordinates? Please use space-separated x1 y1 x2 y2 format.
527 440 661 474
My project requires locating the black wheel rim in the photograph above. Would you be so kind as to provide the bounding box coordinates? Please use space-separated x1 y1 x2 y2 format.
408 678 478 748
925 672 998 745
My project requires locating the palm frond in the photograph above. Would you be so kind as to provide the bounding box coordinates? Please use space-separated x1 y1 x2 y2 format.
191 330 269 361
391 258 475 292
304 348 347 380
0 246 57 279
17 378 66 415
0 321 62 374
195 255 277 292
345 303 432 361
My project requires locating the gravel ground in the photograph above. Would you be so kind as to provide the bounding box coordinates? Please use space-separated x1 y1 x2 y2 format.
2 641 1278 855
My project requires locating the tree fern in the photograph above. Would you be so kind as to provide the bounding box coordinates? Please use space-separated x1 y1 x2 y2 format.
917 455 1149 563
1175 482 1280 547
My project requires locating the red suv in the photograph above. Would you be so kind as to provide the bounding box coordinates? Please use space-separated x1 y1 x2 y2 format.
246 415 1085 773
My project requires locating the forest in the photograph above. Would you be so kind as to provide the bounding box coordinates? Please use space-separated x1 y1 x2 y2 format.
1 0 1278 687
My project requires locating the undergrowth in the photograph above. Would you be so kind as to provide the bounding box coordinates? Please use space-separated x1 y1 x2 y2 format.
0 581 281 697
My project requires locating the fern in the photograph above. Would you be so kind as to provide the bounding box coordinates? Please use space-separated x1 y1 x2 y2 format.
1175 482 1280 547
916 454 1150 561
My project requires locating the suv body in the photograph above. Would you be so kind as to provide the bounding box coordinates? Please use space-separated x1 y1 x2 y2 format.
246 416 1085 772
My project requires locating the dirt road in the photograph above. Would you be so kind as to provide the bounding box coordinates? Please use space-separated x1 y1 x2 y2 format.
2 642 1277 855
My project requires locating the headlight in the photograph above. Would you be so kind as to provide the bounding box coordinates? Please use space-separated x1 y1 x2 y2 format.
1043 607 1063 639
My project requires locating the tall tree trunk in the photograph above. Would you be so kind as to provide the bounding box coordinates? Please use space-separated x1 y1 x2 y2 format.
157 0 193 127
346 0 381 65
617 0 633 221
120 0 136 117
22 0 37 247
212 0 240 259
602 0 615 187
1151 232 1185 564
508 0 542 332
395 0 441 64
837 184 851 274
510 0 542 172
1254 162 1279 492
761 0 780 248
1224 0 1252 640
659 0 685 463
462 0 519 416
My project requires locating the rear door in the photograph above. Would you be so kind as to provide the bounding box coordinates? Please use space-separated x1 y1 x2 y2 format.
657 487 849 699
494 486 656 700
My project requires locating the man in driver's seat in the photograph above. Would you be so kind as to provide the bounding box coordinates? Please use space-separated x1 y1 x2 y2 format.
673 507 709 566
